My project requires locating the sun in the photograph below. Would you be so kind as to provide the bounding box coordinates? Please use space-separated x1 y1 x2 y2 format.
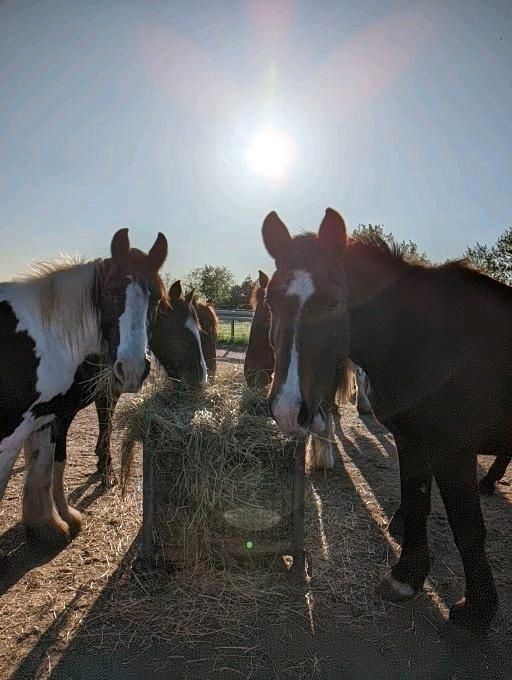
246 128 294 179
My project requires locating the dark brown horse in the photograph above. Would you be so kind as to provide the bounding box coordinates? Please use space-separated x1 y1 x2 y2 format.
244 272 373 415
262 207 508 632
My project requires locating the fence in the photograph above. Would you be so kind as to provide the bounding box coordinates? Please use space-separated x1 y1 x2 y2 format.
216 309 254 345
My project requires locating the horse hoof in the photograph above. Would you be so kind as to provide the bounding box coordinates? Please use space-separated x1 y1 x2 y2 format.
25 517 71 549
387 511 404 543
449 596 498 634
63 506 83 537
101 469 118 488
478 478 496 496
377 572 417 601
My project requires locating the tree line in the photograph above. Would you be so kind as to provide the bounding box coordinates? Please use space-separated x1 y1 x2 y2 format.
163 224 512 307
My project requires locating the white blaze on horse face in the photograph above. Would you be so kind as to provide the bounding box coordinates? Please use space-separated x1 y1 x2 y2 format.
114 280 149 392
185 314 208 384
272 270 315 436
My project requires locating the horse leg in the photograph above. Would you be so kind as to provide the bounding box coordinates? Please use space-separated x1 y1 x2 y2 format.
434 452 498 632
52 418 82 537
94 388 119 486
388 479 433 543
307 414 336 471
379 441 431 599
479 455 511 495
23 424 70 547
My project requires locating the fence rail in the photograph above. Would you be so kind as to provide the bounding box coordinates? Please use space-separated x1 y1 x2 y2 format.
216 308 254 344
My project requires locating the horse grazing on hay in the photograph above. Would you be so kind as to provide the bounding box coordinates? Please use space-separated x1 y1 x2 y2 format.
261 207 508 633
193 297 218 381
244 271 373 415
52 279 209 489
0 229 168 546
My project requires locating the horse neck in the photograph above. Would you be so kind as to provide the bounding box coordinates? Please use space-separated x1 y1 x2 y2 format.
33 260 103 362
344 247 407 373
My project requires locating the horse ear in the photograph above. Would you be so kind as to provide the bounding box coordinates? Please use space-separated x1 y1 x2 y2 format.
148 232 168 271
262 212 292 261
111 228 130 260
169 280 182 302
318 208 347 257
258 270 269 289
185 289 195 305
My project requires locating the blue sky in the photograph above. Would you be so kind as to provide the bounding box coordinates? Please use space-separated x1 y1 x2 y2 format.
1 0 510 283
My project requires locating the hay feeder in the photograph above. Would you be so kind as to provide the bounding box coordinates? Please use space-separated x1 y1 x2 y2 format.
121 367 309 577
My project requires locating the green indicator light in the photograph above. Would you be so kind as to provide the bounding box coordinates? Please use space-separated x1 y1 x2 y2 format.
246 541 253 549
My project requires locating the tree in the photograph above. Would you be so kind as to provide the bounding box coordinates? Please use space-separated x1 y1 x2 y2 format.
352 223 430 264
465 227 512 284
226 275 257 309
184 265 235 305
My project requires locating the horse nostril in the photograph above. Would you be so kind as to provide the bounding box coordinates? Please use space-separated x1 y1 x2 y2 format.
298 401 310 428
113 360 125 384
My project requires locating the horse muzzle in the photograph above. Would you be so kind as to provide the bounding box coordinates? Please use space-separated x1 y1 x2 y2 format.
270 398 327 438
113 356 150 393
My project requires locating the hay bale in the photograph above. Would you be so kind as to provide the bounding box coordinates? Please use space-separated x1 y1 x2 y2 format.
120 366 296 569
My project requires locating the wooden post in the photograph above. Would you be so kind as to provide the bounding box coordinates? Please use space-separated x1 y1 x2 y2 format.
142 441 156 564
290 437 307 579
231 318 235 341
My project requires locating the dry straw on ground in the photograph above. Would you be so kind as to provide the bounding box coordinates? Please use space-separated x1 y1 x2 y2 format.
106 366 392 648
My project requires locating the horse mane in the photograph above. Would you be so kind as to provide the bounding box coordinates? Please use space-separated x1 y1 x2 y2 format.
13 255 102 355
194 299 219 335
249 283 266 310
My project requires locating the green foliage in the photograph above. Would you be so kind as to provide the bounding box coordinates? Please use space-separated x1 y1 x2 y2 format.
352 224 430 264
184 265 235 305
465 227 512 284
226 275 257 309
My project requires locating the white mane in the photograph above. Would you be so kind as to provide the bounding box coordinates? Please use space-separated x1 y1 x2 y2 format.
9 254 103 357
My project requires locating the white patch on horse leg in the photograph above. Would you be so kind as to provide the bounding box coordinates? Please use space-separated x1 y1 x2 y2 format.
114 280 149 392
53 460 82 537
0 447 22 501
379 572 416 600
185 315 208 384
272 270 315 436
23 428 70 545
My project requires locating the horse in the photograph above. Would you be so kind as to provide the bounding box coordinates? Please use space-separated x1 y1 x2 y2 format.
193 297 218 381
244 271 373 414
0 229 168 546
52 279 209 491
244 270 274 389
261 207 507 633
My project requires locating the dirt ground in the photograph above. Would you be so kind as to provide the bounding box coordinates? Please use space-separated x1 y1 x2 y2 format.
1 362 512 680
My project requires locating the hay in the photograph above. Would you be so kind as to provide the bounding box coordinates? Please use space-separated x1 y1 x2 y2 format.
105 366 394 651
119 366 297 569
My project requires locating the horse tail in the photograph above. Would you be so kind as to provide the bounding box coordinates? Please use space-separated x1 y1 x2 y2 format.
336 359 357 405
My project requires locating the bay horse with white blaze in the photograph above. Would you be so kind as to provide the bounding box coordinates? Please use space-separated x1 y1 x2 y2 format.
0 229 168 545
262 208 506 633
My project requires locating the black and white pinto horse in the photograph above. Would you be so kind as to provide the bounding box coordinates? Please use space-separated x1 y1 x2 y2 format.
0 229 168 546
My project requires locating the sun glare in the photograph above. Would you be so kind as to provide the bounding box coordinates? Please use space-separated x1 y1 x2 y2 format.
246 128 294 179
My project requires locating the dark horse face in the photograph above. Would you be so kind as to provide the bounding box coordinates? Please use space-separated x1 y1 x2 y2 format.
149 280 207 390
244 270 274 389
100 229 168 393
262 209 350 437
